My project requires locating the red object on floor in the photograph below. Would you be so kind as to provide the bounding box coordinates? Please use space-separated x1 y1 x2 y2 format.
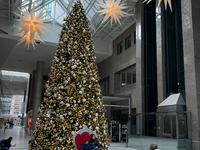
75 132 93 150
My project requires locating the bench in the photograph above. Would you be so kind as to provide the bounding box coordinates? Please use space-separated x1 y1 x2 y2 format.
73 125 98 150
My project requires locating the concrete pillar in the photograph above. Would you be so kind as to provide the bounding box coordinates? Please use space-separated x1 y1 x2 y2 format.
31 61 44 131
181 0 200 149
156 4 166 104
28 70 37 112
135 0 144 114
25 70 36 130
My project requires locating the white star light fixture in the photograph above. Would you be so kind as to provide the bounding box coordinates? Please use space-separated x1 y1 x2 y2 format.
143 0 172 11
13 6 50 50
97 0 128 26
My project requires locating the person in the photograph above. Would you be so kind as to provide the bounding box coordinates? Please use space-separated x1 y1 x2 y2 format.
3 121 6 132
149 144 158 150
0 137 16 150
81 139 92 150
90 135 100 150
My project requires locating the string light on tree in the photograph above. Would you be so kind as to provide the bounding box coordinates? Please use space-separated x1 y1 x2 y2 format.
13 6 50 50
143 0 172 11
97 0 128 26
29 1 109 149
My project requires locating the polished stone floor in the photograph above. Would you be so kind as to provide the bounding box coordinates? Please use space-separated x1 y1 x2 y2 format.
0 127 136 150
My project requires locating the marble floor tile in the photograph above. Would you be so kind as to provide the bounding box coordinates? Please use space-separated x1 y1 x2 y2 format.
0 127 137 150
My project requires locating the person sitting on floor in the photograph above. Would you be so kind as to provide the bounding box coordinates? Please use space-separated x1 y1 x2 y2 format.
81 139 92 150
0 137 16 150
90 135 100 150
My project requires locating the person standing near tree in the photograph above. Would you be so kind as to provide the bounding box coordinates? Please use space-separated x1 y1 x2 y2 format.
3 121 6 132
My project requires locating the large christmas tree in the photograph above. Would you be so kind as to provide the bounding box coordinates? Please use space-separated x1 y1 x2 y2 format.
29 1 109 150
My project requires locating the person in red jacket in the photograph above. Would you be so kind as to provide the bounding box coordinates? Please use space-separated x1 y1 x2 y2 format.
81 139 92 150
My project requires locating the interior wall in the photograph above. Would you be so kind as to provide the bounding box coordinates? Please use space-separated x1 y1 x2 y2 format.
98 24 137 112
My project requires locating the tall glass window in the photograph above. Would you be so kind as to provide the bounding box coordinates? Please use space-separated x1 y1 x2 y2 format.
125 35 131 50
117 41 123 55
99 77 109 94
164 0 185 95
120 65 136 87
143 0 157 136
46 3 52 19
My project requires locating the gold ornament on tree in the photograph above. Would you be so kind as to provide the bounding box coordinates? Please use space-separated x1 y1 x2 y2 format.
143 0 172 11
97 0 128 26
13 6 50 50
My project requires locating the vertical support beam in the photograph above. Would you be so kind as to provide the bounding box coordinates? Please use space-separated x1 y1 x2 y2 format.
181 0 200 149
129 97 131 115
28 70 37 112
135 0 144 114
8 0 10 25
128 96 132 138
156 6 165 104
176 114 179 139
31 61 44 131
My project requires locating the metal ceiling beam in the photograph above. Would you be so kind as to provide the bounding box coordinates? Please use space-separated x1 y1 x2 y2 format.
101 16 135 41
85 0 97 15
100 8 136 41
58 0 68 13
65 0 75 15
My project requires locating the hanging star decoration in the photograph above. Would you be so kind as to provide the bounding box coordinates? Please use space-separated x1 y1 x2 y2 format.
13 6 50 50
143 0 172 11
97 0 128 26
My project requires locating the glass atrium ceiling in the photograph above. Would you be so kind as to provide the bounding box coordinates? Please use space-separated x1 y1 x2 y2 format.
18 0 104 32
14 0 137 40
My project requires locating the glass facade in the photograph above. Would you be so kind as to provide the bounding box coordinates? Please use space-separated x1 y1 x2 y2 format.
143 0 158 136
164 0 185 96
45 3 52 19
128 112 192 150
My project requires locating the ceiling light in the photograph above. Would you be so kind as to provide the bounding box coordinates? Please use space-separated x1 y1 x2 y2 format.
143 0 172 11
13 6 50 50
97 0 128 26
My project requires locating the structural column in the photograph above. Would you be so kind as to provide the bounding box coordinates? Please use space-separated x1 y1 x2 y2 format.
181 0 200 149
25 70 36 131
28 70 37 112
31 61 44 131
156 4 166 104
135 0 144 114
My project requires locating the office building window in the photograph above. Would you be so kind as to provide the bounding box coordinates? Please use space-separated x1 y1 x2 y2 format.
120 65 136 87
125 35 131 49
117 41 123 55
99 77 109 94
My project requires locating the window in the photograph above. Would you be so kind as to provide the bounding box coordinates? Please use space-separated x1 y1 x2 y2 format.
117 41 123 55
46 3 52 19
134 31 136 44
120 65 136 87
99 77 109 94
125 35 131 49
